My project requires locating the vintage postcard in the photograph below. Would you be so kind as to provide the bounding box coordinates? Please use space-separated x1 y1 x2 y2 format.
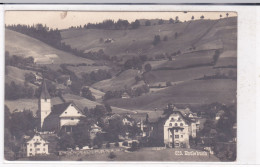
4 11 237 162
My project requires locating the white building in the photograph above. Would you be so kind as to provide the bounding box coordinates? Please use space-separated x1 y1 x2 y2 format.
122 115 135 126
163 110 198 148
39 80 85 132
22 134 49 157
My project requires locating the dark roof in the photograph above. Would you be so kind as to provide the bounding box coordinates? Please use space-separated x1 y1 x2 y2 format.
25 133 49 144
123 115 135 122
151 109 195 125
51 102 72 116
40 79 51 99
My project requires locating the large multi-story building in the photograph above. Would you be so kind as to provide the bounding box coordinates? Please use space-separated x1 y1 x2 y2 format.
21 134 49 157
163 110 198 148
141 105 200 148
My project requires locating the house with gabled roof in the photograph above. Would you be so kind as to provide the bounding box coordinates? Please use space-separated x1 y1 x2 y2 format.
42 101 85 132
141 105 199 148
39 80 85 132
163 110 196 148
21 133 49 157
122 114 135 126
121 92 131 99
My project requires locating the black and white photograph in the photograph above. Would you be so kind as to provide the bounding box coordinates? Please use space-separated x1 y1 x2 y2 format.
4 11 237 161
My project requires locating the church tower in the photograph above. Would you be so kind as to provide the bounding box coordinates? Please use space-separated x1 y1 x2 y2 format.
39 79 51 130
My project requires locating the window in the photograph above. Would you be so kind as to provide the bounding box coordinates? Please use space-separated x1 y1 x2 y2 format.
175 143 180 146
30 149 32 151
71 118 74 120
178 117 181 121
36 148 40 151
43 144 45 146
65 112 67 114
175 123 178 126
181 135 183 138
175 135 179 139
78 111 80 114
180 123 183 126
171 117 174 121
175 129 178 132
169 123 172 126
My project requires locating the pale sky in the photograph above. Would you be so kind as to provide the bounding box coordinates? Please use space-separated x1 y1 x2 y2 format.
5 11 237 30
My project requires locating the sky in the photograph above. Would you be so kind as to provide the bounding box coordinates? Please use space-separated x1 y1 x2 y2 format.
5 11 237 30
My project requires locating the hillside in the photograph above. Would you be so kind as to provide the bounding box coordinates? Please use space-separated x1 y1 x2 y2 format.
5 17 237 117
61 17 237 60
5 29 94 65
92 69 141 91
5 66 36 87
107 79 236 110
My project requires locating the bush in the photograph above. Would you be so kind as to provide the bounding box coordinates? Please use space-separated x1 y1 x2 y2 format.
163 35 168 41
127 142 139 152
122 141 128 146
144 63 152 72
24 72 36 84
108 152 116 159
131 20 140 29
145 20 151 26
166 81 172 87
106 142 111 148
114 142 119 147
158 19 164 25
153 35 161 45
81 87 96 101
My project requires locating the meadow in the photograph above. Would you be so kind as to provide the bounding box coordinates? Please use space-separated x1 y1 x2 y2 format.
107 79 236 110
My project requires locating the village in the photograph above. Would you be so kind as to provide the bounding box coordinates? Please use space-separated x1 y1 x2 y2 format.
4 13 237 161
3 78 236 161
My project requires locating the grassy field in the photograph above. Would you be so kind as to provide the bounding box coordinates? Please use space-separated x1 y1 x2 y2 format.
5 96 65 114
5 66 37 88
107 79 236 110
5 98 39 114
67 65 111 78
60 148 219 161
156 50 215 70
5 29 94 65
215 57 236 67
62 93 101 110
92 69 140 91
144 66 216 85
61 17 236 60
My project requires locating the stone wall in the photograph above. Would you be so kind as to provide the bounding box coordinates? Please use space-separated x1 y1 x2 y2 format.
58 148 124 156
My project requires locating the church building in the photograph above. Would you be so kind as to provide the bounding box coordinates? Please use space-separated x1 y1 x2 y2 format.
39 79 85 132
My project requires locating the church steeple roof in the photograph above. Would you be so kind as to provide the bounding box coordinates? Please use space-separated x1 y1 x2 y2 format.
40 79 51 100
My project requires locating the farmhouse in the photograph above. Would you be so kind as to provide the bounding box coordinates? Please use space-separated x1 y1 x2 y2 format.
121 92 131 99
122 114 135 126
39 80 85 132
21 133 49 157
215 110 225 121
